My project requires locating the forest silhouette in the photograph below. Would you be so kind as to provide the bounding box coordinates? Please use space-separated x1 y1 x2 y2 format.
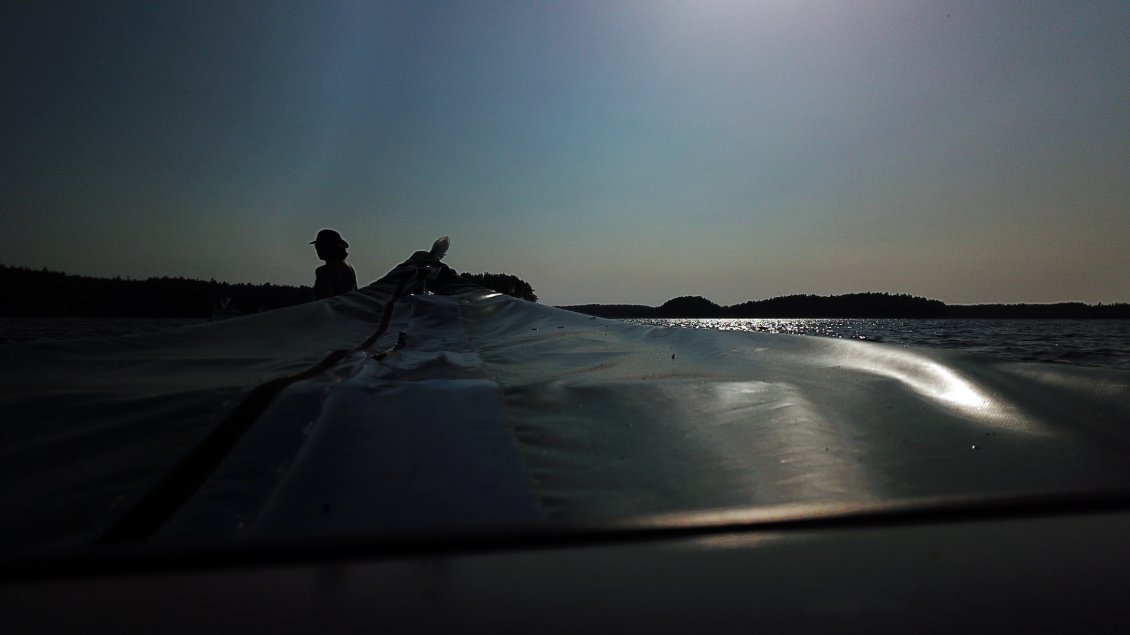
458 272 538 302
2 264 1126 319
0 265 539 317
563 293 1130 319
1 265 311 317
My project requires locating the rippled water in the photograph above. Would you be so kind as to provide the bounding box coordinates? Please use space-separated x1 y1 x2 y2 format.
628 318 1130 371
0 317 207 345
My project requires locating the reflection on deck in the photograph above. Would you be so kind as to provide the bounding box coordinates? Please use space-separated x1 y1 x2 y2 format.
823 338 1043 436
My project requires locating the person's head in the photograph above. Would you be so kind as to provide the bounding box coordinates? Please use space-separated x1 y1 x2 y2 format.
310 228 349 262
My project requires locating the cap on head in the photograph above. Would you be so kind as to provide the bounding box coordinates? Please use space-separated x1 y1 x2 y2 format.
310 229 349 249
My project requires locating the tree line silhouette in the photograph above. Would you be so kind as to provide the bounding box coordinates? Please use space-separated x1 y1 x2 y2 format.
563 293 1129 319
726 292 947 318
458 272 538 302
0 265 312 317
0 265 541 317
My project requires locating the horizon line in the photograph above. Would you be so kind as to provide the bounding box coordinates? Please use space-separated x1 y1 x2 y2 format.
3 263 1127 308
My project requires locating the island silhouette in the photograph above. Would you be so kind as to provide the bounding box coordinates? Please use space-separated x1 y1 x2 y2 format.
562 294 1130 319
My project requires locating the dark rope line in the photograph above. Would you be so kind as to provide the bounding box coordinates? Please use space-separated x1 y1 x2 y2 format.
99 274 415 544
355 275 409 351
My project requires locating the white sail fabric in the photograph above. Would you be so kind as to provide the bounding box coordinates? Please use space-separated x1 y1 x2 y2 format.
2 270 1129 552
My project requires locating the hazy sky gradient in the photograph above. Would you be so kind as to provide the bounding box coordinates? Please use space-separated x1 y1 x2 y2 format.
5 1 1128 305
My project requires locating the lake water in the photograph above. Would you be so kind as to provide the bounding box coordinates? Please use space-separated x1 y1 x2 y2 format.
0 317 207 345
628 318 1130 371
2 316 1127 372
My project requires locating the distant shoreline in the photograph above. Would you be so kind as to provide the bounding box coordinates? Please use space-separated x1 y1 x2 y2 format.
2 265 1126 319
0 265 311 318
559 294 1130 320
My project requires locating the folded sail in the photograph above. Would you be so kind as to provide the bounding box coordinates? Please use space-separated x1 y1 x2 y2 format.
2 263 1129 551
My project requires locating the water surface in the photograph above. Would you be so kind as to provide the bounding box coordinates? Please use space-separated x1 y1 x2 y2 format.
629 318 1130 371
0 317 206 345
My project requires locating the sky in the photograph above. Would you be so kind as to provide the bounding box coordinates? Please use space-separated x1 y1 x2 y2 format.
4 1 1128 306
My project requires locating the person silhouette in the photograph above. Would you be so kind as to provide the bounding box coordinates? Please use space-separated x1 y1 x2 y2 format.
310 229 358 299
